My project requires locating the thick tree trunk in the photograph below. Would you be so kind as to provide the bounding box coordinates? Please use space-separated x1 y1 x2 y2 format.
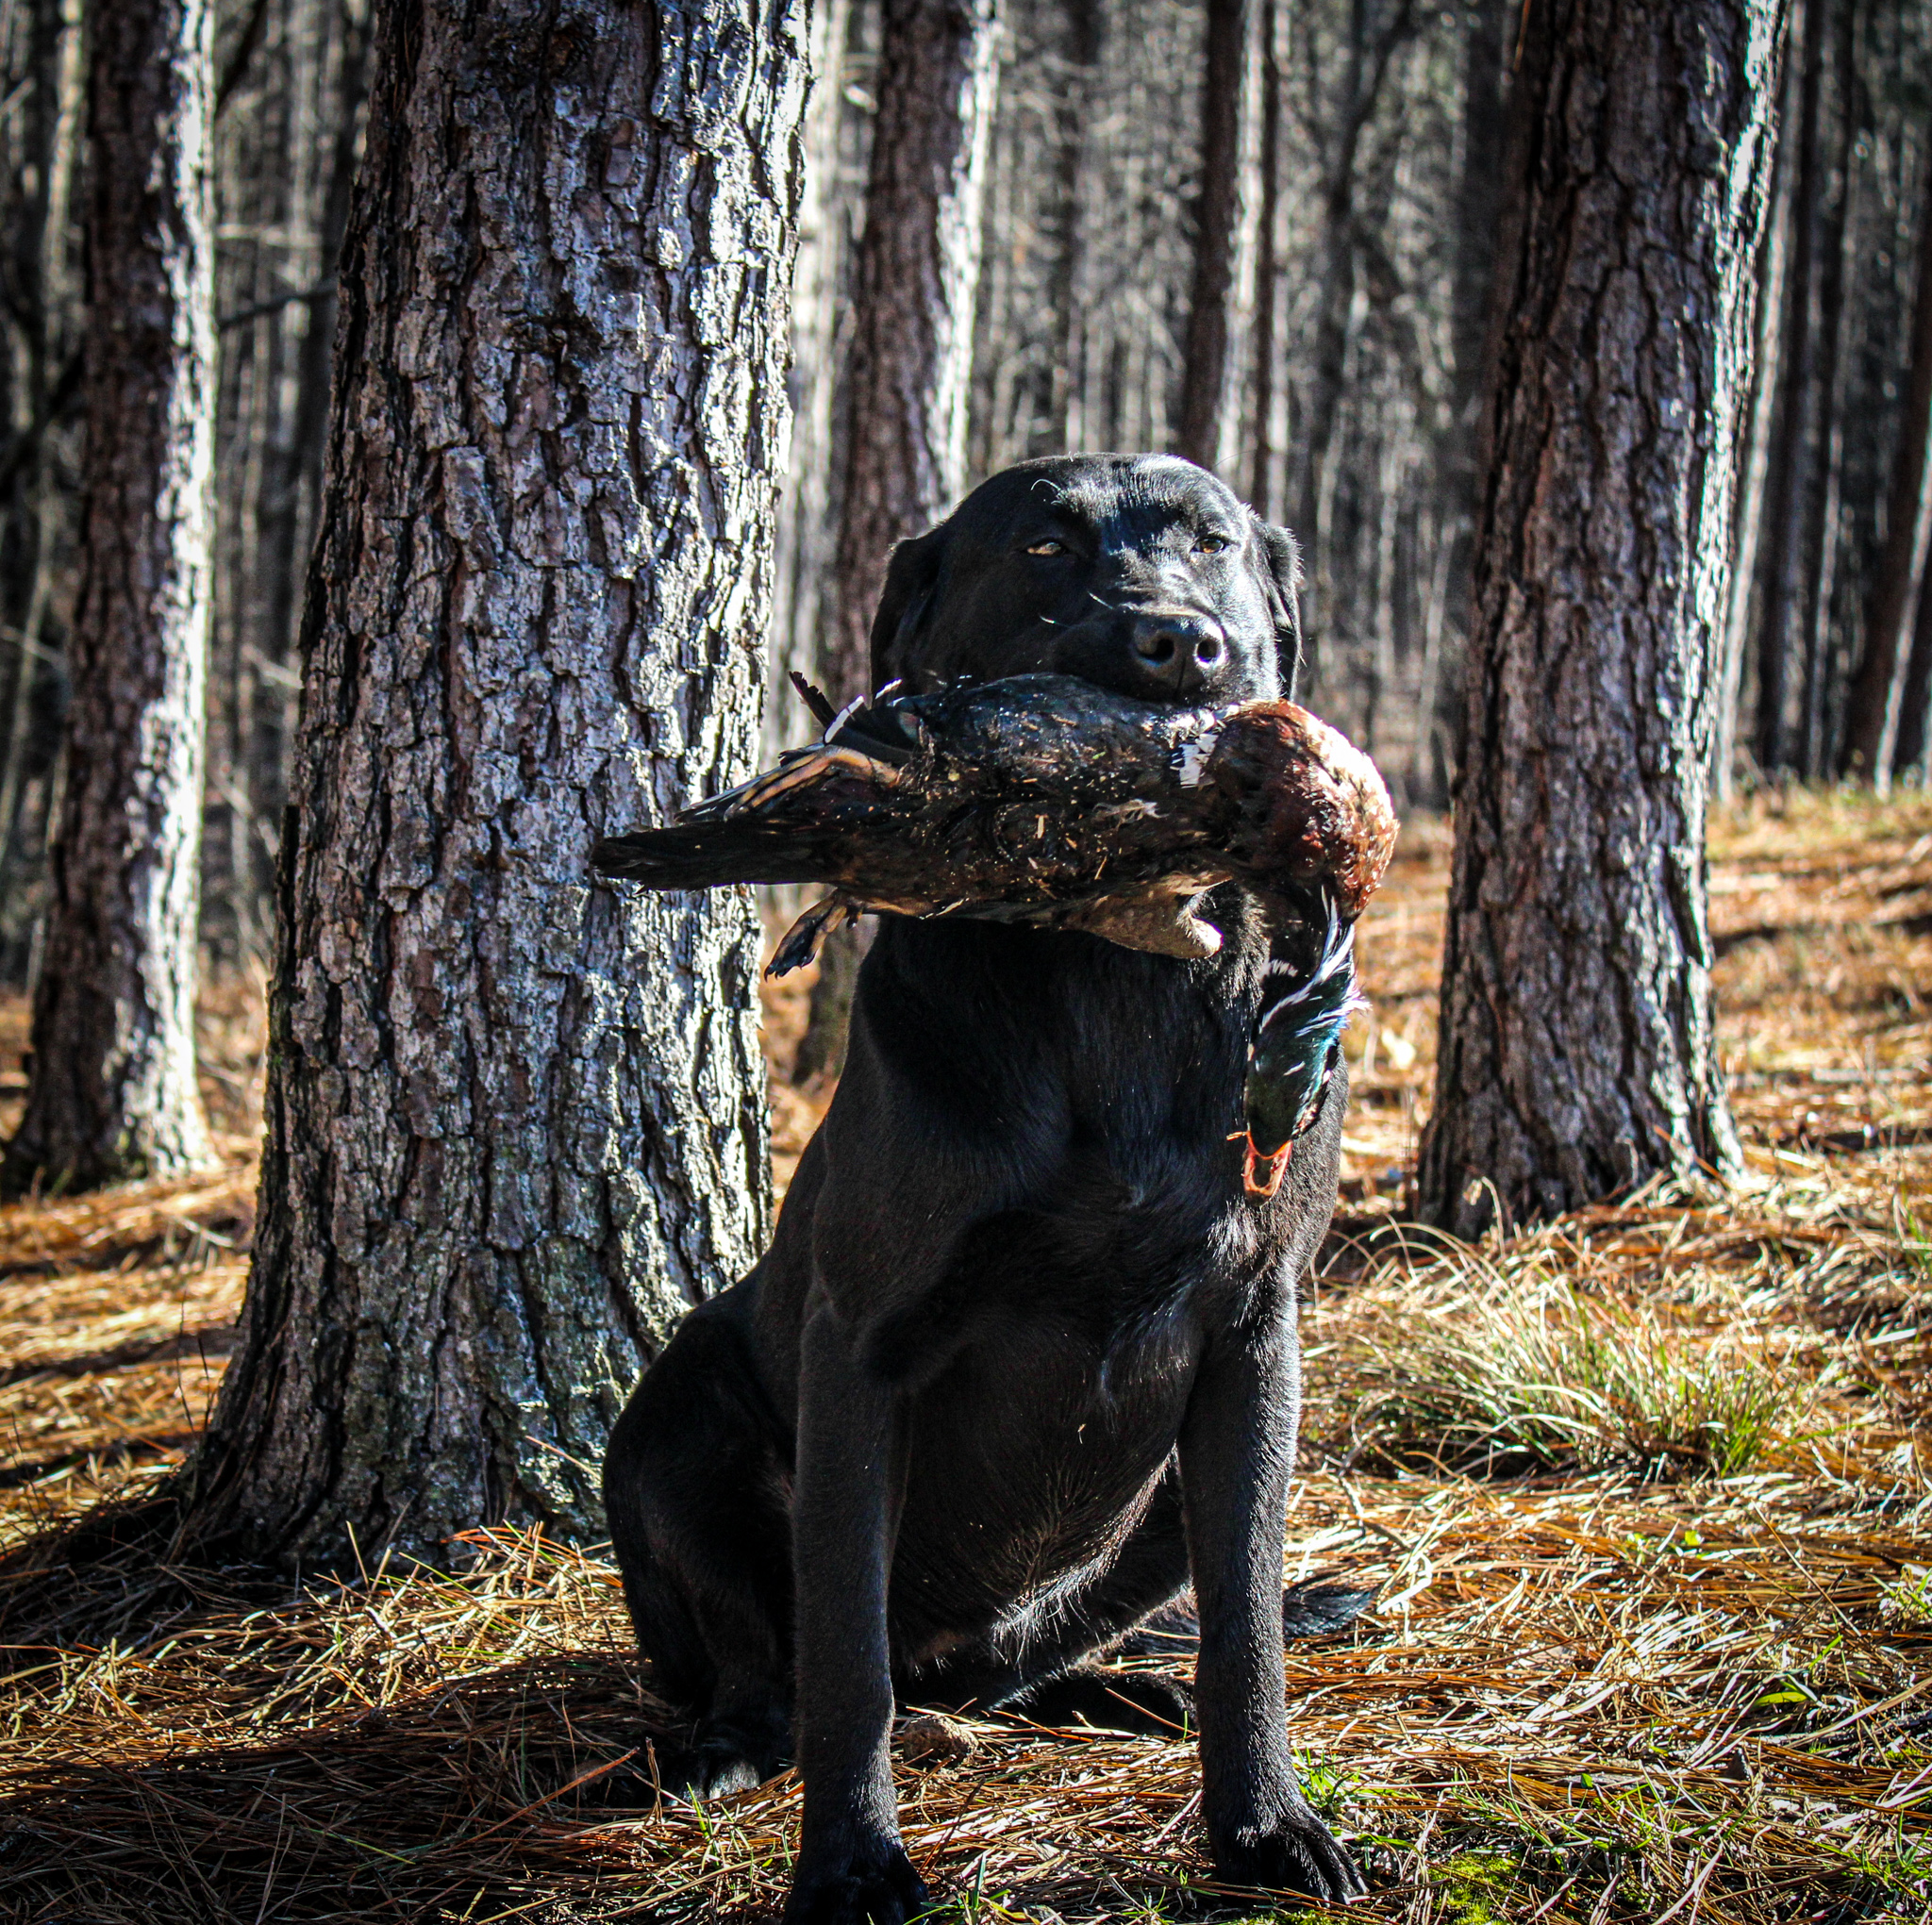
178 0 805 1563
1840 166 1932 786
1174 0 1247 470
3 0 215 1195
822 0 999 703
1415 0 1775 1238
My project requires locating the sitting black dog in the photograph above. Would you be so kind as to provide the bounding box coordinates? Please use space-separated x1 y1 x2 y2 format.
604 454 1368 1920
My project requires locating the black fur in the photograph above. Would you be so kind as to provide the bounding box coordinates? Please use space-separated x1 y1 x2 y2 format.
603 456 1367 1919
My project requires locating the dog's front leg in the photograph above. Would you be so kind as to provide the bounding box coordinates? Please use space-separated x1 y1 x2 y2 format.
786 1295 927 1925
1179 1323 1365 1904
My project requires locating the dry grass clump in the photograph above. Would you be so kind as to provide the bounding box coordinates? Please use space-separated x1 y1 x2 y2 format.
0 796 1927 1921
1328 1254 1806 1481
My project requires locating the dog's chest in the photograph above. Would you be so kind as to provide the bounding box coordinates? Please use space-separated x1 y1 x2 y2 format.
890 1306 1195 1610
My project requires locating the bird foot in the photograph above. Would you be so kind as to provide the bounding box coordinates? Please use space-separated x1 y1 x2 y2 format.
768 893 863 978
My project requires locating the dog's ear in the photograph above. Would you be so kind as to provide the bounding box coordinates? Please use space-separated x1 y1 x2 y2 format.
869 523 950 689
1249 515 1305 701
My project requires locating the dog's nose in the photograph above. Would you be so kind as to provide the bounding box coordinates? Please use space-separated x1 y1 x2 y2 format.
1125 610 1224 696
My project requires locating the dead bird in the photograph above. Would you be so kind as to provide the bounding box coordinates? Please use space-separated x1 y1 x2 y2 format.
591 671 1396 979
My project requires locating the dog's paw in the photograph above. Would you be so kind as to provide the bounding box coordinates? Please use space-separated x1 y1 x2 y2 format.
1009 1664 1193 1736
1213 1805 1366 1903
657 1718 786 1801
782 1844 928 1924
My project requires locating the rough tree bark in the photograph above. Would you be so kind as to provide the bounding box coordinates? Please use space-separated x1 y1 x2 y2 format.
797 0 996 1087
2 0 216 1195
1174 0 1247 470
178 0 806 1562
1415 0 1777 1237
1840 164 1932 787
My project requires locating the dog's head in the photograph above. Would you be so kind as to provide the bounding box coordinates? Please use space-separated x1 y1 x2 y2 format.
868 454 1304 706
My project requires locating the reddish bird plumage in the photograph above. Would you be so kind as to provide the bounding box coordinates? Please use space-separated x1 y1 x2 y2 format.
591 672 1397 977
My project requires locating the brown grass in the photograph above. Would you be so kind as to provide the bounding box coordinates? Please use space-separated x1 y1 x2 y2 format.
0 792 1926 1922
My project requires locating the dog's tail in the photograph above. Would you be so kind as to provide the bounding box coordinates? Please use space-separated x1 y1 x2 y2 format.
1280 1576 1380 1638
1118 1577 1378 1658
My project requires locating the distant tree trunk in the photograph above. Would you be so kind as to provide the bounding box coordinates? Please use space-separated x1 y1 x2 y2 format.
798 0 997 1087
1416 0 1776 1237
1247 0 1280 513
1892 553 1932 781
1291 0 1417 652
1424 0 1509 803
1714 55 1793 801
177 0 805 1563
1046 0 1102 451
1754 0 1828 776
2 0 216 1195
0 0 82 945
1794 0 1857 777
1840 168 1932 786
246 0 370 914
766 0 855 765
822 0 999 703
1174 0 1246 469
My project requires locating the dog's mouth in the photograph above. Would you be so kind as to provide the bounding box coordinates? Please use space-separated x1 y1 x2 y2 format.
1036 613 1266 707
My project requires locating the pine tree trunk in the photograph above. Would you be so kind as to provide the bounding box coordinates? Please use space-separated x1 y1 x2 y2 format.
1840 165 1932 786
1174 0 1247 470
822 0 999 702
1415 0 1775 1238
3 0 215 1195
179 0 806 1563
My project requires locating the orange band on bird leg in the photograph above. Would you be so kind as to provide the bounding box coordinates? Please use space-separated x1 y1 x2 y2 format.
1229 1130 1292 1200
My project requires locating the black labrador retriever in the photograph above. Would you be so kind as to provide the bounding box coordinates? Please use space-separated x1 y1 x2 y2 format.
604 454 1367 1921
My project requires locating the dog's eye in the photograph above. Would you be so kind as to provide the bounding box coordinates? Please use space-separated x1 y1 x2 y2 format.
1195 534 1234 555
1025 539 1065 556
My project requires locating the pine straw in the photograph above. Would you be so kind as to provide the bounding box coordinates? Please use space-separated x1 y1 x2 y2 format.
0 795 1927 1921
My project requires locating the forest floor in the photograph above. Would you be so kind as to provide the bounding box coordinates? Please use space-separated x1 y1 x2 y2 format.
0 789 1927 1923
